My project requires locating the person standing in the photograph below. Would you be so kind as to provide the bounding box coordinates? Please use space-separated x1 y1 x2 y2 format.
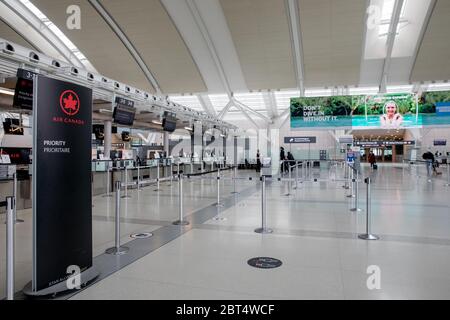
280 147 286 173
368 151 376 169
256 149 261 172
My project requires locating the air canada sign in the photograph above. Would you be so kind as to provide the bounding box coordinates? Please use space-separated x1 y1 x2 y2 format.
52 89 85 125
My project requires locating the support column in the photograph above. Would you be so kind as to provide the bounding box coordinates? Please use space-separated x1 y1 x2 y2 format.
104 120 112 159
164 132 170 157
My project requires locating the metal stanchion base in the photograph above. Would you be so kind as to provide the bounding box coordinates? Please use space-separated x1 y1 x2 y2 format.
121 195 131 199
215 202 224 207
230 191 239 194
254 227 273 234
105 246 129 255
284 193 291 196
212 216 227 221
173 220 190 226
358 234 379 240
346 194 355 198
350 208 362 212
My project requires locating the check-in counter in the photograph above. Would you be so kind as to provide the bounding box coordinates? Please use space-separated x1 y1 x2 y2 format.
0 170 32 213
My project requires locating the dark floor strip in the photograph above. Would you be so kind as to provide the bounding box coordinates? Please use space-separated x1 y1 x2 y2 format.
59 181 262 300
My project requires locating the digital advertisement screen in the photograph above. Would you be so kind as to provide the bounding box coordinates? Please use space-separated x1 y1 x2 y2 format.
290 96 353 129
290 91 450 130
351 93 418 129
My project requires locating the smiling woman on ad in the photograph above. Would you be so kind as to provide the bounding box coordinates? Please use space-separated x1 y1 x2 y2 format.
380 101 403 128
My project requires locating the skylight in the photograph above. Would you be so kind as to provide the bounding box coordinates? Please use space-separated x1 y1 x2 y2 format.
20 0 92 66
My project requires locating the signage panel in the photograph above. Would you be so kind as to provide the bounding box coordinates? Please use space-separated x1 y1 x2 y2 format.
284 136 316 143
32 75 93 291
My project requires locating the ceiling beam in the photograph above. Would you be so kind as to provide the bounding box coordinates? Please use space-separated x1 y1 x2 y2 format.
262 91 279 119
185 0 232 98
233 99 271 124
88 0 162 95
379 0 405 93
2 0 88 69
408 0 437 84
218 100 233 120
197 94 217 117
285 0 305 96
233 103 260 129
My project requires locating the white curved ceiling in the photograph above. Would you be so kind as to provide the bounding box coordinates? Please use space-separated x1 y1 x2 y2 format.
1 0 450 129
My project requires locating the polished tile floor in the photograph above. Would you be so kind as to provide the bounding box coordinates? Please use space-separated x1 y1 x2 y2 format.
1 164 450 299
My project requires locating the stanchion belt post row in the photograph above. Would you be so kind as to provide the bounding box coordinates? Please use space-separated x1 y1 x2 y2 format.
6 196 15 300
105 181 129 254
254 176 273 234
358 177 379 240
122 166 130 198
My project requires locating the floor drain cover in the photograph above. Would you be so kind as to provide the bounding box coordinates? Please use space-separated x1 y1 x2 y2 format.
247 257 282 269
130 232 153 239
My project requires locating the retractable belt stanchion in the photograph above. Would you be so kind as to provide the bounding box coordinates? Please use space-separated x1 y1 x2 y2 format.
173 173 189 226
154 160 161 191
215 167 224 207
285 161 291 196
122 166 131 198
105 181 129 255
358 177 379 240
231 165 239 194
137 166 141 191
103 162 112 197
170 162 173 184
12 173 23 223
255 176 273 234
6 196 15 300
350 169 361 212
346 167 355 198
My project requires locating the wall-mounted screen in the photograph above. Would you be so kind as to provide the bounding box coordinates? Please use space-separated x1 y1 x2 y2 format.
3 118 24 135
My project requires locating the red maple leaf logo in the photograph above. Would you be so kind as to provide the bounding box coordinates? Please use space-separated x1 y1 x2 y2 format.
63 94 78 111
59 90 80 116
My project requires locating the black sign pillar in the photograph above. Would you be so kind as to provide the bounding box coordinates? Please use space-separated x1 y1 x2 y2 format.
24 75 98 296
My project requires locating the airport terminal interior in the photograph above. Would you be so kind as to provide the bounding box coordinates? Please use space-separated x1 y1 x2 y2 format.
1 0 450 300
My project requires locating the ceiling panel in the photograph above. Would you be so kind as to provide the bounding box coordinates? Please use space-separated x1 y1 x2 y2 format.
411 0 450 82
0 19 38 50
100 0 206 94
32 0 154 93
299 0 365 87
220 0 296 90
